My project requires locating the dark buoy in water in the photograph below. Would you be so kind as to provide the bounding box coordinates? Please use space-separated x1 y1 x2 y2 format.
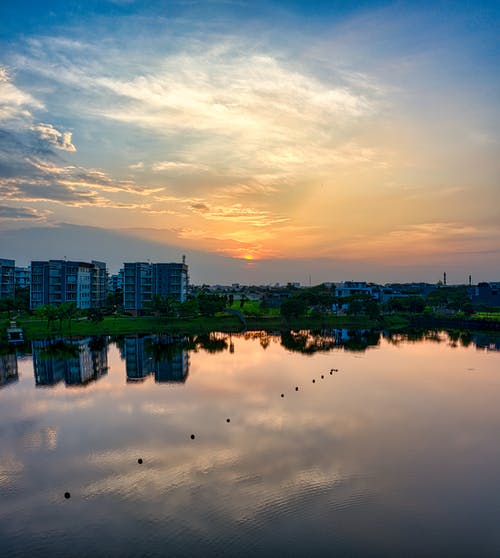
281 393 284 398
330 371 333 375
295 386 299 391
226 418 230 423
312 379 316 383
190 434 195 440
64 492 71 499
321 375 324 379
138 458 143 464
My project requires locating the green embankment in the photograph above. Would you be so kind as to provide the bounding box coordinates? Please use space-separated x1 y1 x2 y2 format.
2 311 408 341
5 307 499 341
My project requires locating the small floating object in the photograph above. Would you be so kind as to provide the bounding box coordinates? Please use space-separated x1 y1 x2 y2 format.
226 418 230 423
321 375 324 379
138 458 143 464
281 393 284 398
190 434 195 440
330 371 333 375
295 386 299 391
312 379 316 383
64 492 71 499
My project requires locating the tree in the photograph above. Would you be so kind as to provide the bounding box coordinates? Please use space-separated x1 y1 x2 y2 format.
280 296 308 321
14 287 30 312
0 297 15 319
87 308 104 324
178 298 199 318
150 295 179 319
35 305 58 331
59 302 78 334
197 293 226 317
106 288 123 312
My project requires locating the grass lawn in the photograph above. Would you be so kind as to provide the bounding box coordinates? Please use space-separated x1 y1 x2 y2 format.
472 312 500 322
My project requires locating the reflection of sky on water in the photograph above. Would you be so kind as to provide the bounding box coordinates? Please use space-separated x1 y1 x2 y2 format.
0 332 500 556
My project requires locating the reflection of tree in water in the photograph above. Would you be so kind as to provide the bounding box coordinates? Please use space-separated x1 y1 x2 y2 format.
280 329 381 354
281 330 337 354
40 339 81 359
194 333 228 353
342 329 380 352
383 329 481 349
88 336 108 353
146 337 184 363
242 330 276 350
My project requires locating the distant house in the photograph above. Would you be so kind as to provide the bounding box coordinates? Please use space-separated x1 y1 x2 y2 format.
468 282 500 308
335 281 380 299
0 258 15 300
30 260 108 309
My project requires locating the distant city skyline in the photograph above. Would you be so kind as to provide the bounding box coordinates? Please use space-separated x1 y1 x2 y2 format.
1 1 499 282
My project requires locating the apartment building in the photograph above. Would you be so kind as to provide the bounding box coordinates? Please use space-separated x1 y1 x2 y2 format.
0 259 15 300
15 266 31 289
30 260 108 309
123 259 188 312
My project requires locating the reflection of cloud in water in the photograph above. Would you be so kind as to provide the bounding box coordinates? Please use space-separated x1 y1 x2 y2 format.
0 332 500 556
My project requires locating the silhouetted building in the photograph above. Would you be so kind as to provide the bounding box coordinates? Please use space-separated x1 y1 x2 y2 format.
468 282 500 308
123 260 188 312
109 269 124 291
15 266 31 289
0 258 15 300
123 263 153 312
30 260 108 309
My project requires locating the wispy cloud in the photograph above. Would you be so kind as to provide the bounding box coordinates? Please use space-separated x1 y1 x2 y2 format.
151 161 209 172
190 201 288 227
0 204 51 221
0 66 44 123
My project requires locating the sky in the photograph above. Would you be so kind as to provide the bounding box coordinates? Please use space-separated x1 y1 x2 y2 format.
0 0 499 284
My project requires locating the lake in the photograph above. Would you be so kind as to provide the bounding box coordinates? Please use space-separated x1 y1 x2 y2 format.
1 330 499 557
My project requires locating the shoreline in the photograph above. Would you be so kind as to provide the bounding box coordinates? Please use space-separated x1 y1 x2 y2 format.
3 312 500 342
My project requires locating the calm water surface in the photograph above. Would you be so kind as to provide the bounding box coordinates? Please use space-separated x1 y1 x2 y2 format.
1 330 499 557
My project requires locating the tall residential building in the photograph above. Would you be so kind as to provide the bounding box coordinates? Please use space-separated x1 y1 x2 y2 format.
153 263 188 302
0 259 15 300
30 260 108 309
123 259 188 312
15 266 31 289
123 262 153 312
91 261 108 309
109 268 124 292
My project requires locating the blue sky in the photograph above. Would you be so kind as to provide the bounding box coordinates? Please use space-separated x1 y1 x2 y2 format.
0 1 499 282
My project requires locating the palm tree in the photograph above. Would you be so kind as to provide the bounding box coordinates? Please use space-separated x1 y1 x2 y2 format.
35 305 58 331
59 302 79 335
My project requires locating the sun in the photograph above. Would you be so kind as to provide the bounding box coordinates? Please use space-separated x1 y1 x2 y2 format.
243 254 253 261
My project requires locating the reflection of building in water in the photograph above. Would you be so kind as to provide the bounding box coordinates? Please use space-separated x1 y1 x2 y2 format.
473 334 500 352
124 337 154 382
0 353 18 387
124 336 190 383
155 350 189 383
32 338 108 387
